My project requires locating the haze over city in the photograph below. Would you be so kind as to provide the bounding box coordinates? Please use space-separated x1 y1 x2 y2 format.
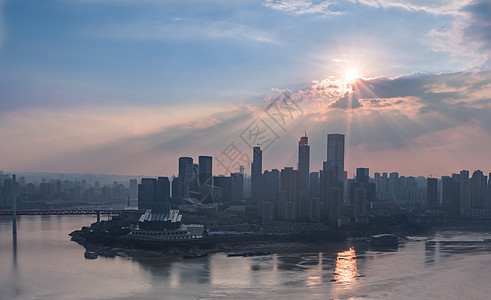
1 1 491 178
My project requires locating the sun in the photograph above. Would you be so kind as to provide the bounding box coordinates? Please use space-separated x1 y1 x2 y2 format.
344 69 359 83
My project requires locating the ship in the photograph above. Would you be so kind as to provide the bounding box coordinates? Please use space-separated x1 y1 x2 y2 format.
84 251 98 259
370 234 399 247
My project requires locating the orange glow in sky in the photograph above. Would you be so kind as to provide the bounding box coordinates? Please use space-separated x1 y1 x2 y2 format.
344 69 360 83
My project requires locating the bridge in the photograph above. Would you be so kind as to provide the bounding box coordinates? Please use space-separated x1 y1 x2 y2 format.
0 209 145 216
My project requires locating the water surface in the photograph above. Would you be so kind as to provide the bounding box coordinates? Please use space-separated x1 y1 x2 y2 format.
1 216 491 299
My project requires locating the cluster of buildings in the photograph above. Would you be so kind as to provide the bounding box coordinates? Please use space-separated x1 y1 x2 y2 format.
2 132 490 229
137 155 245 213
0 172 138 209
136 134 367 227
427 170 491 217
136 133 491 229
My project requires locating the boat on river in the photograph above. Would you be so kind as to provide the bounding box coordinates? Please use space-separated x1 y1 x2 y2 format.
84 251 98 259
183 252 208 259
227 251 272 257
370 234 399 247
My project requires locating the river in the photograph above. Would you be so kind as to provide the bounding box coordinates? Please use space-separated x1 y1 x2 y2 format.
1 215 491 299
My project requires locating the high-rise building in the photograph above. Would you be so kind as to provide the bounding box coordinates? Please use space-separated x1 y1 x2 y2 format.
321 167 343 227
138 178 157 210
460 170 471 215
251 146 264 201
327 134 345 182
470 170 487 212
349 167 375 208
156 177 171 213
309 172 320 198
0 177 13 209
213 175 232 203
488 173 491 212
178 157 193 197
427 178 438 209
198 156 212 186
441 176 453 210
356 168 369 186
354 187 367 223
279 167 300 221
389 172 401 201
264 169 280 201
449 174 461 215
171 176 179 198
298 134 310 192
129 179 138 200
231 172 244 203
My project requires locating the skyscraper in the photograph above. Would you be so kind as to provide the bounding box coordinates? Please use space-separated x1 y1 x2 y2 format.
129 179 138 200
321 167 342 226
460 170 471 215
427 178 438 209
441 175 461 215
264 169 280 200
138 178 157 210
213 175 232 203
171 176 179 198
157 177 170 213
354 187 367 223
178 157 193 197
324 134 345 226
309 172 320 198
231 172 244 203
298 133 310 192
470 170 487 212
327 134 345 182
356 168 369 186
252 146 262 178
350 167 375 208
279 167 300 221
138 177 171 213
198 156 213 186
251 146 263 200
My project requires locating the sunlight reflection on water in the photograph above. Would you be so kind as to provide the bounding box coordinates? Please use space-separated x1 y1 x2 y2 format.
333 247 359 284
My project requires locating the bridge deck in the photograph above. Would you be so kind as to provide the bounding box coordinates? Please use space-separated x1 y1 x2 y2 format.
0 209 144 216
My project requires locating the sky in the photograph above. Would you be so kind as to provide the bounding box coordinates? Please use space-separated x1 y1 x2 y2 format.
0 0 490 178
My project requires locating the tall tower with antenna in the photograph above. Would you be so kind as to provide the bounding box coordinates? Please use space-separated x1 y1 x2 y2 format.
298 132 310 192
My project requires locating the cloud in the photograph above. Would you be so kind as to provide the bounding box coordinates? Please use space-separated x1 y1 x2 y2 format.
264 0 342 15
13 106 254 175
315 71 490 175
292 70 491 163
428 0 491 68
329 92 362 109
88 19 275 43
462 1 491 59
268 0 472 16
2 69 490 177
352 0 472 15
0 104 252 174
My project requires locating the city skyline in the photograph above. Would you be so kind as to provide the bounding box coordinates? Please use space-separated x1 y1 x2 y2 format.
2 2 491 298
1 128 491 179
0 1 490 177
